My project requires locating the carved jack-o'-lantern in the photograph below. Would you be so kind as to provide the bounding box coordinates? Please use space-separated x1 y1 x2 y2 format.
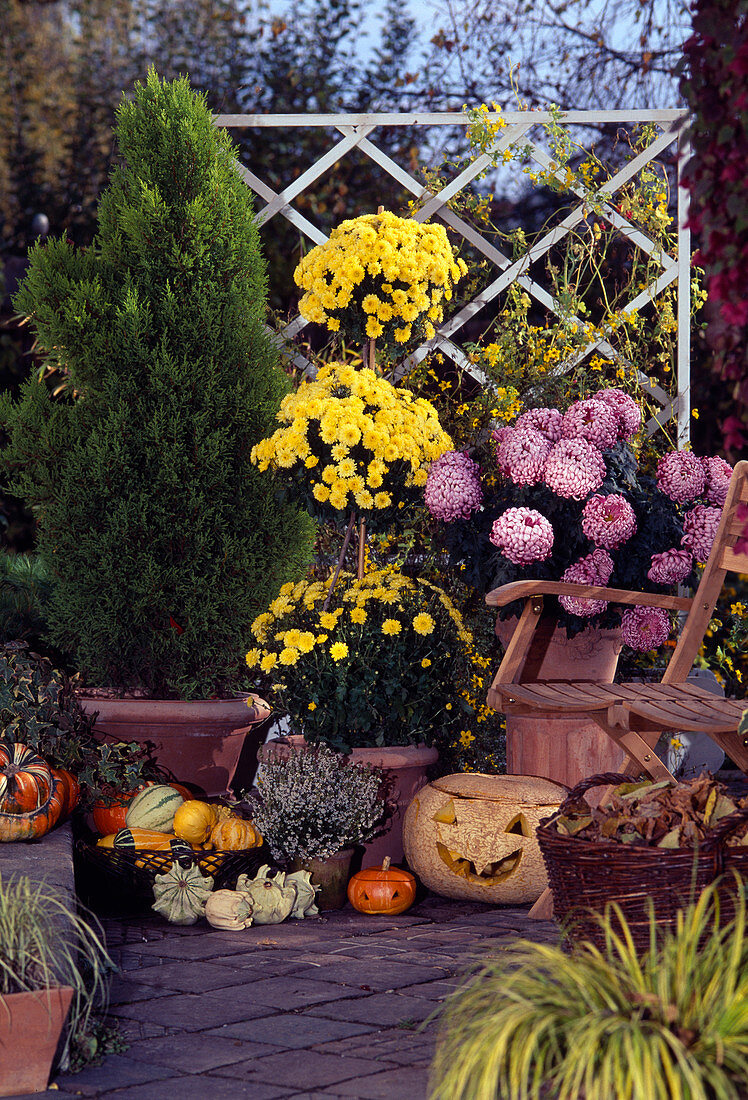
402 773 566 904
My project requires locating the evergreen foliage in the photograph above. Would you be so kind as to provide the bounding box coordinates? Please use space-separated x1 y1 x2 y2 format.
0 69 315 698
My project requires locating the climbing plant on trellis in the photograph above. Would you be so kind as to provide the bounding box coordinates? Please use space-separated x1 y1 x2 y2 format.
216 108 691 443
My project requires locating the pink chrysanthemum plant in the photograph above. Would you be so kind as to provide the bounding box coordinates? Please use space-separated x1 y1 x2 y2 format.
425 386 733 650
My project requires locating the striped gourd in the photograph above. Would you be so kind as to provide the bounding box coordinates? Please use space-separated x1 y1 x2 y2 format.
125 785 184 832
113 827 179 850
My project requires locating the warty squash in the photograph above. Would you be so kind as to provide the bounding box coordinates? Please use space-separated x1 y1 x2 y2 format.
208 815 262 851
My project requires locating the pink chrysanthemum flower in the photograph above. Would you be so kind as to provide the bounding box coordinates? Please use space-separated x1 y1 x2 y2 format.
424 451 483 521
647 548 693 585
657 450 707 503
682 504 722 563
495 427 551 485
581 494 637 549
489 508 554 565
543 438 606 499
491 426 513 459
593 388 642 439
514 407 564 443
620 606 670 651
561 399 619 450
558 549 614 616
701 455 732 508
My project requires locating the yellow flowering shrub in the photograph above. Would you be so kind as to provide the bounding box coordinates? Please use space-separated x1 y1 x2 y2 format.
245 566 480 752
250 361 453 529
293 210 468 361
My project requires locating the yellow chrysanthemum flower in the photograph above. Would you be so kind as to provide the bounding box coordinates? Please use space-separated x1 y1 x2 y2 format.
350 607 367 624
382 618 402 635
245 649 261 668
260 652 278 672
279 647 300 666
413 613 435 635
330 641 349 661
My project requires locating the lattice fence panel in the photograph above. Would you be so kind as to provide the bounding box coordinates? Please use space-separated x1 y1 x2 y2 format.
215 109 691 444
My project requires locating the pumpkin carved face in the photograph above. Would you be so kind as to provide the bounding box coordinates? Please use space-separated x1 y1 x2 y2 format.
403 773 566 904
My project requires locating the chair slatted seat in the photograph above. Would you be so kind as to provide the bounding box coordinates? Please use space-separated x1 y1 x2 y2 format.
485 460 748 784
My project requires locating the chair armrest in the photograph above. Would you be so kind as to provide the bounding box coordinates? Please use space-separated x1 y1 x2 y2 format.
485 579 693 612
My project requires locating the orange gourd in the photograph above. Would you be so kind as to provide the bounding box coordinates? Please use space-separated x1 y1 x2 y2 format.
208 815 262 851
347 857 417 915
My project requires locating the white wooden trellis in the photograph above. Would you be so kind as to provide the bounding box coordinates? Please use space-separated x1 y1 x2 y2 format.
214 109 691 444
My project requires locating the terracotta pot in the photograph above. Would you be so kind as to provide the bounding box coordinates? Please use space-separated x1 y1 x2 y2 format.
495 617 625 794
0 986 73 1097
78 694 271 798
289 847 355 911
350 744 439 868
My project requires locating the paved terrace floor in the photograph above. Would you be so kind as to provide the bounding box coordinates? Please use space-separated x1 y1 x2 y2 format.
18 894 559 1100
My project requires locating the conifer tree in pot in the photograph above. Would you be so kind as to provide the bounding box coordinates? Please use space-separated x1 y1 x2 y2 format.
0 70 314 793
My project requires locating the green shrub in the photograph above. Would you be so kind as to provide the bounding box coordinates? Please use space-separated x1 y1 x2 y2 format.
1 69 314 698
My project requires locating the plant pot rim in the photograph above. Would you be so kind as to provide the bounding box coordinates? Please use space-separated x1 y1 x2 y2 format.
76 692 272 723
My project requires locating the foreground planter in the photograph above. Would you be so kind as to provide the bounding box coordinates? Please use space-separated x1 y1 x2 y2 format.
78 695 271 798
495 618 625 794
0 986 73 1097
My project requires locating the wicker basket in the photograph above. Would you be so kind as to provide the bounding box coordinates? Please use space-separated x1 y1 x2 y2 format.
76 838 272 902
537 772 748 953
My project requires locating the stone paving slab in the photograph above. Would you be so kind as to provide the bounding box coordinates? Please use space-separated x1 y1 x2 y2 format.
47 894 558 1098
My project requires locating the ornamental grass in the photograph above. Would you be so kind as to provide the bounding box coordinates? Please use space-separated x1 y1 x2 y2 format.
429 877 748 1100
293 210 467 361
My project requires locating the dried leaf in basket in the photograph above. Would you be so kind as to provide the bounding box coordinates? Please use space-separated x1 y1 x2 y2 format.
552 775 748 848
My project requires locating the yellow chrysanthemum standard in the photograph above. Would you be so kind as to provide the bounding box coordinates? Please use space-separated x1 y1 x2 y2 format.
279 647 300 666
382 618 402 635
250 362 452 531
350 607 367 624
293 211 468 361
330 641 349 661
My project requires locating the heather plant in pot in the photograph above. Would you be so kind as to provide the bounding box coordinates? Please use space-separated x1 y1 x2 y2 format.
0 69 314 701
426 386 731 652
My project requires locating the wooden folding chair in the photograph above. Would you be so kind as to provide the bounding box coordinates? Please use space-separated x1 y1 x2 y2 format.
485 459 748 787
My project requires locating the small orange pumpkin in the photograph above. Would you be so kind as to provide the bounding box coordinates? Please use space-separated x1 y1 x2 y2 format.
347 857 417 915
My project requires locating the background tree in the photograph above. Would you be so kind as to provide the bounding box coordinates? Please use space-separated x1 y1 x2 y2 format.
681 0 748 461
